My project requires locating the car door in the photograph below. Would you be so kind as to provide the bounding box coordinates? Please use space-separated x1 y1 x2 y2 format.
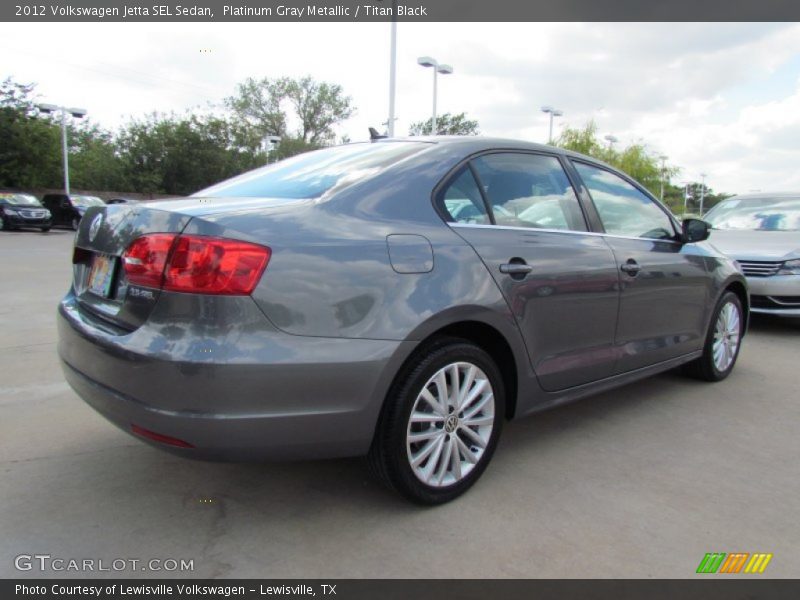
570 161 711 373
442 152 620 392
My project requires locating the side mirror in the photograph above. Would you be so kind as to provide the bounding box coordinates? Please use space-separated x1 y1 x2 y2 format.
682 218 711 243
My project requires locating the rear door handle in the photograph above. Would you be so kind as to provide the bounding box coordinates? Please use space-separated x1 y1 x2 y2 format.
499 263 533 275
620 260 641 276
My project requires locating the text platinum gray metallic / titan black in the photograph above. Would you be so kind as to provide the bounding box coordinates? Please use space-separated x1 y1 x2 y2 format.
58 137 749 503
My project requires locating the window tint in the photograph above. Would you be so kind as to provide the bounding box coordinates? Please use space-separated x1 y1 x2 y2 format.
574 162 675 240
439 167 490 224
195 142 426 199
471 153 586 231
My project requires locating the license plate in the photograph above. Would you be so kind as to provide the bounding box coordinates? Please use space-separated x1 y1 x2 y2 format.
87 254 116 298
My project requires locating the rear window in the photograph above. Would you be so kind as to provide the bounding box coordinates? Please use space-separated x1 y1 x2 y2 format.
195 142 428 199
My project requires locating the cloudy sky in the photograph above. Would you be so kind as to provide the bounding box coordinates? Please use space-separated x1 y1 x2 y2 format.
2 22 800 194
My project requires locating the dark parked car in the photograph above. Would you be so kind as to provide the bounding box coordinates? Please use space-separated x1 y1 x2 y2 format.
41 193 105 230
106 197 138 205
0 193 52 232
58 138 749 504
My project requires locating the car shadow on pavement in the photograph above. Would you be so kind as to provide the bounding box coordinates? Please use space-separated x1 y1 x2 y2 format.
748 313 800 335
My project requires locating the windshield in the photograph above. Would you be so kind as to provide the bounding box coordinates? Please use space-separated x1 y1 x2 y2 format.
195 142 428 199
71 195 105 208
704 197 800 231
0 193 42 207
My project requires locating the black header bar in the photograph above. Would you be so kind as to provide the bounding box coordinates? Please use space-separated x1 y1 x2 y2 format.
4 0 800 22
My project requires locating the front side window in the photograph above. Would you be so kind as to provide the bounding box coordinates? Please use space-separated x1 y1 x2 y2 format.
439 167 490 224
471 153 587 231
574 162 675 240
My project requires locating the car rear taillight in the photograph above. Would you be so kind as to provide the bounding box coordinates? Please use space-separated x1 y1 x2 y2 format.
122 234 270 295
123 233 177 289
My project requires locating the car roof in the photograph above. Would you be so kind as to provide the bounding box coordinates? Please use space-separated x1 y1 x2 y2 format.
373 136 612 168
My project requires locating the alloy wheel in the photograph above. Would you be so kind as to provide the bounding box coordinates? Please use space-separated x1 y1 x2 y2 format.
712 301 741 372
406 361 495 488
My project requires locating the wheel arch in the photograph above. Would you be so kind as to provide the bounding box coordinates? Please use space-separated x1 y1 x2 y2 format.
722 278 750 336
379 308 530 424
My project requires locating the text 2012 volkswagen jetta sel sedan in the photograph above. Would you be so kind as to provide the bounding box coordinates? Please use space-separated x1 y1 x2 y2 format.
58 137 748 504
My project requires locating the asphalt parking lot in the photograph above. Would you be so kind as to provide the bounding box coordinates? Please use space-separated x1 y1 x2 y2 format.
1 229 798 579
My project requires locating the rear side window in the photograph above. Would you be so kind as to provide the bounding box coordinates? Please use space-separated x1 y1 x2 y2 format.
471 153 587 232
439 167 491 224
195 142 427 199
574 162 676 240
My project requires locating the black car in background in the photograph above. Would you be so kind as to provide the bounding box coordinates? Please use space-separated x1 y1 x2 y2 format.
0 193 52 232
41 194 105 230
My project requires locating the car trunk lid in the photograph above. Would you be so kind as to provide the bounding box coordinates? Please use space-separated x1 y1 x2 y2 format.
72 203 193 331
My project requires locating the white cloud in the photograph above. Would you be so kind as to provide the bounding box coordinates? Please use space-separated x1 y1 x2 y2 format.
1 22 800 194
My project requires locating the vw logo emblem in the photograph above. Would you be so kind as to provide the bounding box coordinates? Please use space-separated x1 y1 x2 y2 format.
88 213 103 242
445 414 459 433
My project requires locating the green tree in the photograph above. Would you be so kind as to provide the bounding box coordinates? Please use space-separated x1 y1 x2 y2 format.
555 120 679 200
225 76 354 156
69 123 128 191
225 77 288 147
409 112 480 136
284 76 354 145
116 113 265 195
0 77 61 188
664 181 730 216
554 120 603 156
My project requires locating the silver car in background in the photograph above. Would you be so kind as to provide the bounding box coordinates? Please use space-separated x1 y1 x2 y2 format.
58 137 748 504
704 193 800 317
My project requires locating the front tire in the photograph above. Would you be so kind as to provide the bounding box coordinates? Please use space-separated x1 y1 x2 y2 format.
369 338 505 505
684 291 744 381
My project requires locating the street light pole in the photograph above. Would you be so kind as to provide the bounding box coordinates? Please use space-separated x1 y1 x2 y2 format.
60 109 70 195
604 134 618 151
418 57 453 135
699 173 707 216
38 103 87 195
387 1 397 137
541 106 563 144
683 182 690 216
432 66 438 132
658 155 668 203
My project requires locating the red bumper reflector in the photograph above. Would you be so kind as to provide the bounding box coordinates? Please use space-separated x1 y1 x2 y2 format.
131 424 195 448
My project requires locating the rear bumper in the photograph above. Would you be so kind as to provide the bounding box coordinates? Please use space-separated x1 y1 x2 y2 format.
58 292 413 460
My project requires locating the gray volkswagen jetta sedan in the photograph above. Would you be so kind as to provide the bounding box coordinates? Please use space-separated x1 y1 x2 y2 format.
58 137 748 504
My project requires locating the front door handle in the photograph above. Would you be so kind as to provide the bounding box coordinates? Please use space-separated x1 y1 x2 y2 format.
620 260 641 276
499 263 533 275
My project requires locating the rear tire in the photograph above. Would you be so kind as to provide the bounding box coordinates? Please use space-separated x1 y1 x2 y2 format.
368 337 505 505
683 291 744 382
